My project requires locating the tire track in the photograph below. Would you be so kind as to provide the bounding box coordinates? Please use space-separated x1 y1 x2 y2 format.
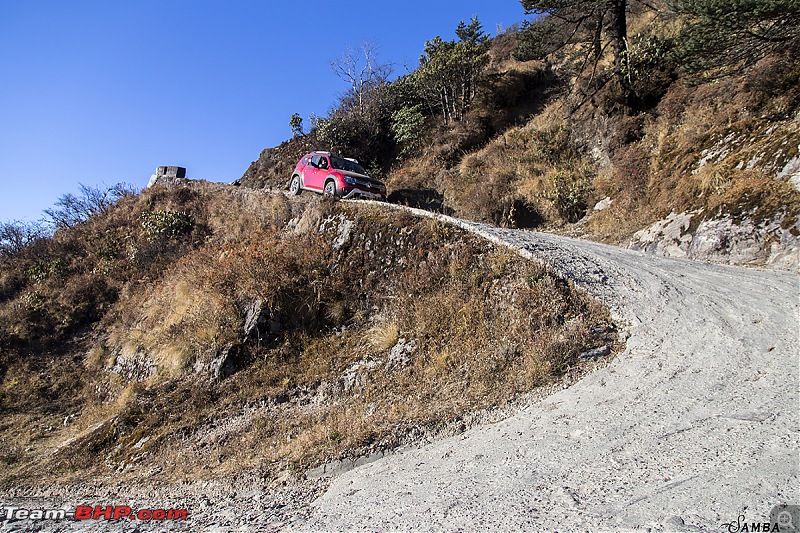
299 203 800 532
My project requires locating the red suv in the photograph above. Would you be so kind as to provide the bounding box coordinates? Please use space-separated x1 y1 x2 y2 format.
289 152 387 200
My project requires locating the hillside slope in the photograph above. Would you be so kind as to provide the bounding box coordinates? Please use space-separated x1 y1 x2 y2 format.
239 8 800 271
0 181 615 493
301 208 800 531
4 203 795 532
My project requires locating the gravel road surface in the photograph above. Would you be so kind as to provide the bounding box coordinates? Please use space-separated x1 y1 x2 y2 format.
2 205 797 532
298 208 800 532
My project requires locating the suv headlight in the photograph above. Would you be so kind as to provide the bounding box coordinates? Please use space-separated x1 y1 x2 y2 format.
344 176 357 185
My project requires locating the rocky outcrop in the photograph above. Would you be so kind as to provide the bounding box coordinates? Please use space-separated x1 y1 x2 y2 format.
110 346 155 381
236 133 320 190
195 299 281 380
629 210 800 271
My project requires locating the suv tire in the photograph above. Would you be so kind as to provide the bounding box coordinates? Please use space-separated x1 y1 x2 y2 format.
289 175 302 195
323 179 338 198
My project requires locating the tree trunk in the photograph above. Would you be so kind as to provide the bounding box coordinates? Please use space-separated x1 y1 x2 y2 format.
607 0 627 69
594 9 605 62
441 94 447 125
607 0 631 101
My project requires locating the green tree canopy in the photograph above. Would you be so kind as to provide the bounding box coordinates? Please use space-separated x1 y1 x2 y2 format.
289 113 304 137
671 0 800 79
416 18 490 124
456 16 490 45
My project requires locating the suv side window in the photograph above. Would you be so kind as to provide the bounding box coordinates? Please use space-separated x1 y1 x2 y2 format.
318 156 329 170
310 155 320 168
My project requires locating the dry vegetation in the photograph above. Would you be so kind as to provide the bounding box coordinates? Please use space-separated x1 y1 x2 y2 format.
581 53 800 243
446 46 800 244
0 181 615 488
239 9 799 253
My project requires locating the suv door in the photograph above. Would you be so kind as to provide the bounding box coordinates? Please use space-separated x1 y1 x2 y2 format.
305 155 328 190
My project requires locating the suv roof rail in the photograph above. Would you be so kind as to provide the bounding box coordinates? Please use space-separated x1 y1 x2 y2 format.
344 157 359 164
312 150 331 156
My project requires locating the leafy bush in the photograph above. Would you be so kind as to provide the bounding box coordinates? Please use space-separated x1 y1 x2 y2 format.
546 170 593 222
141 210 194 243
391 105 426 154
621 31 678 109
26 257 67 284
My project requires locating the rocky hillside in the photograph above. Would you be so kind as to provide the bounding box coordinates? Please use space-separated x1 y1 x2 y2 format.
0 181 615 489
239 3 800 270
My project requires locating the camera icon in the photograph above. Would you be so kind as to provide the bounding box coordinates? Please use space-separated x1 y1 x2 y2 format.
771 505 800 532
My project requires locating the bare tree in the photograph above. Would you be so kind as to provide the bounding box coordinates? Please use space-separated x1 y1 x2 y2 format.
44 183 137 229
0 220 47 258
330 41 393 112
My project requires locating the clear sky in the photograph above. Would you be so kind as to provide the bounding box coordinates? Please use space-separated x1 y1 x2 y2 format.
0 1 528 223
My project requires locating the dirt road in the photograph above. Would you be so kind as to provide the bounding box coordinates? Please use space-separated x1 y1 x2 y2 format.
3 206 797 532
300 211 800 531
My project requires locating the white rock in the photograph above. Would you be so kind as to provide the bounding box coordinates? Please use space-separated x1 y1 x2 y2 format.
593 197 612 212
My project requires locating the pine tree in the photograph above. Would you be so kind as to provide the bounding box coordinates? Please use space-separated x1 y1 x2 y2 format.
289 113 304 137
671 0 800 78
416 18 490 124
518 0 633 99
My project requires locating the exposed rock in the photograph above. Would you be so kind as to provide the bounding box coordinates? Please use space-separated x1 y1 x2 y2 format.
320 214 355 250
204 343 241 381
629 211 799 271
241 299 279 343
342 358 382 392
580 345 610 361
387 338 417 370
110 347 155 381
777 145 800 192
629 211 696 259
593 197 612 212
311 381 341 406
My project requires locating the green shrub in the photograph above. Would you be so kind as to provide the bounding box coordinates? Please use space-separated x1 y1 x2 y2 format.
391 105 426 154
546 170 592 222
141 210 194 242
621 32 678 108
26 257 67 284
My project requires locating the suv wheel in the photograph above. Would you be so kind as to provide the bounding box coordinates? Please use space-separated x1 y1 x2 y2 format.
323 180 338 197
289 175 302 195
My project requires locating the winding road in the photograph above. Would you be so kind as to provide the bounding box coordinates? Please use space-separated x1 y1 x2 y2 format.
3 205 797 532
300 208 800 531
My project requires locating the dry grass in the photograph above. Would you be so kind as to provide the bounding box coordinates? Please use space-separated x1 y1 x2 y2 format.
367 319 399 351
383 19 800 245
0 187 616 487
437 115 598 227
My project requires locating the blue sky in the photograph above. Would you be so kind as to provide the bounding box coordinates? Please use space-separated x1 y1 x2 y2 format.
0 1 527 222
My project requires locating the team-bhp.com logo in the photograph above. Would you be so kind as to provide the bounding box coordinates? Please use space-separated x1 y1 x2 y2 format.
1 505 188 522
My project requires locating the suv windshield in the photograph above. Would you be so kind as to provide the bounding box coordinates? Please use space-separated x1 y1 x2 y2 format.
331 156 366 175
